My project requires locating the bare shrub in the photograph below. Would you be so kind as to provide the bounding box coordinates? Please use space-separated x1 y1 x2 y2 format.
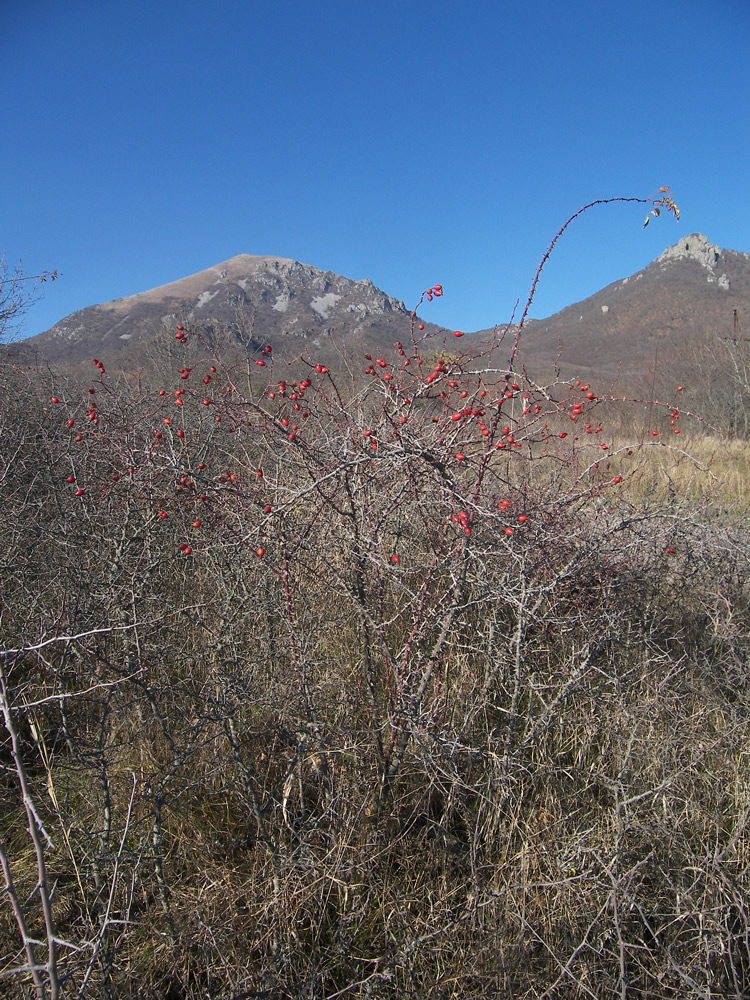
3 191 749 999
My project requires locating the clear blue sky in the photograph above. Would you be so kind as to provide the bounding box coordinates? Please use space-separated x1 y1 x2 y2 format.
3 0 749 341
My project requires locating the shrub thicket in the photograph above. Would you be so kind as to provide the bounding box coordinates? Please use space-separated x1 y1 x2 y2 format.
2 193 749 1000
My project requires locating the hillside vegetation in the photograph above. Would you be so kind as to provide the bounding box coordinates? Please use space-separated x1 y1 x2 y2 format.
2 196 749 1000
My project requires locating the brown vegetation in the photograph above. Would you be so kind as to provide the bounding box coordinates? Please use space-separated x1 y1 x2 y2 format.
2 195 749 1000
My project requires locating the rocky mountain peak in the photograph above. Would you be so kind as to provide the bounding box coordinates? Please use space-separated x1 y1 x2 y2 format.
652 233 750 291
656 233 724 273
14 254 427 365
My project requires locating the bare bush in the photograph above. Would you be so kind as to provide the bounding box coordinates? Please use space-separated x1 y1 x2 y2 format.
3 192 749 1000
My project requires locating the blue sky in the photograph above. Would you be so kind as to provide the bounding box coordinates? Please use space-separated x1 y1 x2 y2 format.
2 0 749 341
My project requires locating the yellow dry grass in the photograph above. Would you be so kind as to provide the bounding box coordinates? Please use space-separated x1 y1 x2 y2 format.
610 431 750 504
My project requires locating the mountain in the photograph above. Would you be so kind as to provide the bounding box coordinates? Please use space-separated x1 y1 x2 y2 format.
10 236 750 388
513 233 750 384
12 254 446 367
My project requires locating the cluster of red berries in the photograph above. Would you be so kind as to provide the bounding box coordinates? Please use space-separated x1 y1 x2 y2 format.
46 305 698 580
452 510 472 537
255 345 272 367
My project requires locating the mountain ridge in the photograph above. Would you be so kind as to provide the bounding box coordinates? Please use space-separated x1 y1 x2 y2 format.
9 234 750 387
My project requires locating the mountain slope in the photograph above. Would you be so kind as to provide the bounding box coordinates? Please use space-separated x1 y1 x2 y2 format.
14 254 443 365
514 233 750 383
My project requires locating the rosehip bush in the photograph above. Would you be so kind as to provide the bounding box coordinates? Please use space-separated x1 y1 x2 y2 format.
2 192 749 1000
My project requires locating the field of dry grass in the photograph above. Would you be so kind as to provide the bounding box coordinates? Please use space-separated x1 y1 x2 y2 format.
1 338 748 999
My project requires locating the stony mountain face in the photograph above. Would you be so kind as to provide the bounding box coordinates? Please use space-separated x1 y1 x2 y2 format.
14 254 444 366
514 233 750 384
